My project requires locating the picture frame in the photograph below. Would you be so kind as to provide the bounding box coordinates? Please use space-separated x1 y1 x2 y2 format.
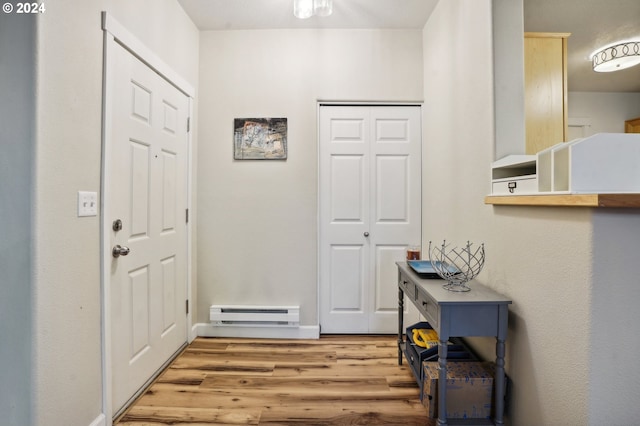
234 118 288 160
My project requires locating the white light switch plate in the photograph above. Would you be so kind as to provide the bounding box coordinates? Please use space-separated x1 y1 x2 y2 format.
78 191 98 217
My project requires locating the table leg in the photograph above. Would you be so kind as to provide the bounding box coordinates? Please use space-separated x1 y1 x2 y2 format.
437 339 448 426
494 337 506 425
398 288 404 365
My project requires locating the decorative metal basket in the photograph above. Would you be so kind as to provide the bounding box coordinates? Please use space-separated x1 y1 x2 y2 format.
428 240 485 292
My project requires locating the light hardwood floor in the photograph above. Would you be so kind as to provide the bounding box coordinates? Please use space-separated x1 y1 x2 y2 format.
116 335 435 425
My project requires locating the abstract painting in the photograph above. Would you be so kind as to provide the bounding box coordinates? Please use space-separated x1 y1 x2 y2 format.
234 118 288 160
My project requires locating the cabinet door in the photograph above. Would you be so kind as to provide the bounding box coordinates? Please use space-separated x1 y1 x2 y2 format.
524 33 569 154
625 117 640 133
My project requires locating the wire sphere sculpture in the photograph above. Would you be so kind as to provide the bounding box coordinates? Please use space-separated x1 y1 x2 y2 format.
428 240 485 292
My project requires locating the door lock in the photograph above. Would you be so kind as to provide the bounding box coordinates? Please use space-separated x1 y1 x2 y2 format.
112 245 130 258
112 219 123 232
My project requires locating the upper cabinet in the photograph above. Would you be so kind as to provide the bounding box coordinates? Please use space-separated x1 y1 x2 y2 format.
626 117 640 133
524 32 570 155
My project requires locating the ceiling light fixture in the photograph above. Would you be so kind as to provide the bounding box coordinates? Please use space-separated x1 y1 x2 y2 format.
294 0 333 19
313 0 333 17
592 41 640 72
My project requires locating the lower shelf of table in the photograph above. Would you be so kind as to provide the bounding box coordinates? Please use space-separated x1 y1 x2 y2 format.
399 337 478 395
445 419 495 425
398 341 502 426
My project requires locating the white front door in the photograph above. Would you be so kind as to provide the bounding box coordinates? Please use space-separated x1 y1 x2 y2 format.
107 41 189 415
319 105 422 333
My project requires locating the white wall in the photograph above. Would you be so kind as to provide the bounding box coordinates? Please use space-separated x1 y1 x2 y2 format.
423 1 592 424
493 0 526 159
569 91 640 135
29 1 199 424
590 210 640 425
7 1 639 424
196 29 423 326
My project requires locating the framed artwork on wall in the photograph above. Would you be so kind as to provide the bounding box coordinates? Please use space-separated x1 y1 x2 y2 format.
234 118 288 160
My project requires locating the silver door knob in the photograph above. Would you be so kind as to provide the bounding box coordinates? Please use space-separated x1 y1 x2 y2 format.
364 232 370 237
112 245 130 258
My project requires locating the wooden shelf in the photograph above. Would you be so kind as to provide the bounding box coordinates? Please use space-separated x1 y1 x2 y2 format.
485 194 640 208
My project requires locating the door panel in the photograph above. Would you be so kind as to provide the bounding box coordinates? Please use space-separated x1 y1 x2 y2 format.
375 118 409 142
330 245 365 312
330 118 366 142
320 105 421 334
130 267 151 357
161 256 177 332
376 155 409 222
130 141 151 236
108 41 188 415
132 82 151 122
369 107 421 333
330 155 365 222
374 245 406 311
161 151 177 230
162 101 178 133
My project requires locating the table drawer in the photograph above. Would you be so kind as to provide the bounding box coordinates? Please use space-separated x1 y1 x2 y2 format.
399 273 416 301
416 286 439 330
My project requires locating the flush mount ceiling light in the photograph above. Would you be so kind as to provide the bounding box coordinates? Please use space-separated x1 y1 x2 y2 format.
592 41 640 72
294 0 333 19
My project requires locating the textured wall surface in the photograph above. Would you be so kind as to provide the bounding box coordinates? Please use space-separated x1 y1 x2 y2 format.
422 1 591 425
32 1 199 424
196 29 424 326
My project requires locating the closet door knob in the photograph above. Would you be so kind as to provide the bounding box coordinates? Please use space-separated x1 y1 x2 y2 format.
364 232 370 237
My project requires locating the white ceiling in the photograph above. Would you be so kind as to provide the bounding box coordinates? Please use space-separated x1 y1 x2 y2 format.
178 0 438 30
524 0 640 92
178 0 640 93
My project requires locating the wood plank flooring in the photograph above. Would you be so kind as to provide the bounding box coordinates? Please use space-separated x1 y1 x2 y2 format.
116 335 435 425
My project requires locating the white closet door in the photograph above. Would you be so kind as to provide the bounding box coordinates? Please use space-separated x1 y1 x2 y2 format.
319 105 422 333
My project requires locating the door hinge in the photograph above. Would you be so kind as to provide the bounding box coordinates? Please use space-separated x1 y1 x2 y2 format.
186 299 189 314
187 117 190 133
186 208 189 223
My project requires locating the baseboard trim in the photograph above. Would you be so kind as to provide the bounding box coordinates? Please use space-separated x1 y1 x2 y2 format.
193 323 320 339
88 413 106 426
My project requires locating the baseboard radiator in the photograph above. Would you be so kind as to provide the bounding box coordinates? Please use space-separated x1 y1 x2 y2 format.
210 305 300 327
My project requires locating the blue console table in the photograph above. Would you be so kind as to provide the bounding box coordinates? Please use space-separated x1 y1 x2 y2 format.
397 262 512 425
